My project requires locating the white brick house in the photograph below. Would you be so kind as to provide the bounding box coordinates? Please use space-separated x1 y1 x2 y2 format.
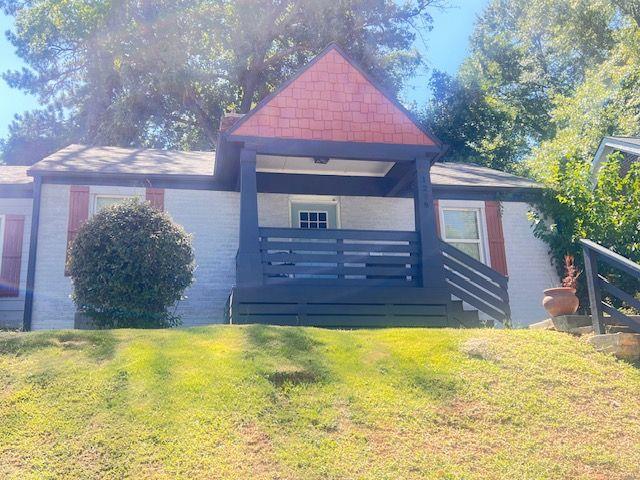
0 45 558 330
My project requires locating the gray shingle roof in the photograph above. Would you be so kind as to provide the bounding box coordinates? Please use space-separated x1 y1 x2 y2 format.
28 144 541 190
29 144 215 177
431 162 540 189
0 166 32 185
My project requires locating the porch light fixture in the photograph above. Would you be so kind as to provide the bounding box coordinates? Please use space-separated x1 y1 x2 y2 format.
313 156 330 164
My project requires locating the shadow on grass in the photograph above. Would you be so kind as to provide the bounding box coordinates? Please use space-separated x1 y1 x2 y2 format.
245 325 330 388
0 330 117 361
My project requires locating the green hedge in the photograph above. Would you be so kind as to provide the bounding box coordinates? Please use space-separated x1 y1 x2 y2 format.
68 199 195 328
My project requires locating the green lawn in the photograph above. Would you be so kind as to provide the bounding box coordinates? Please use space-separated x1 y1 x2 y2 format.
1 326 639 479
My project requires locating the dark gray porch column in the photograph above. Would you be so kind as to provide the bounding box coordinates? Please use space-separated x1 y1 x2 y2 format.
414 157 446 289
236 148 262 286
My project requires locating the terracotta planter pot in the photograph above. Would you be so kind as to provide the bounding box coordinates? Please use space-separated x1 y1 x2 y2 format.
542 287 579 317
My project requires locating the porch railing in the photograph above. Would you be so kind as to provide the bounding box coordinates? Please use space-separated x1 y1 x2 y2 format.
581 239 640 334
441 240 511 325
259 227 420 286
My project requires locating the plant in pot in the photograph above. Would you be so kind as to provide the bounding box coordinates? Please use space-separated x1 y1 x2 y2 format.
542 255 581 317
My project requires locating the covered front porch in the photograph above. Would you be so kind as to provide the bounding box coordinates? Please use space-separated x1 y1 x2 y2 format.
216 138 508 327
214 44 510 327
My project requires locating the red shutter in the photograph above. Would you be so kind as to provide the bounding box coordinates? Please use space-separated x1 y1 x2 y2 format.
146 188 164 211
433 199 441 238
484 201 508 276
0 215 25 297
67 186 90 269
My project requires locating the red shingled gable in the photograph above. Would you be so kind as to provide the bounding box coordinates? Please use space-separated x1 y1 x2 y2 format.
230 47 436 146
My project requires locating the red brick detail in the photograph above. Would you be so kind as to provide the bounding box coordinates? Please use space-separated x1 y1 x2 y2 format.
232 48 436 146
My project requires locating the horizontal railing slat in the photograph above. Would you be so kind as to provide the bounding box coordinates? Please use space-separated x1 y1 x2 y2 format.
263 252 418 265
264 264 417 276
261 240 419 253
260 227 419 242
443 257 508 302
441 240 508 287
264 277 419 287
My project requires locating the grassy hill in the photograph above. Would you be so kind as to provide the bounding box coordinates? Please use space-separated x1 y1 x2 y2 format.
1 326 639 479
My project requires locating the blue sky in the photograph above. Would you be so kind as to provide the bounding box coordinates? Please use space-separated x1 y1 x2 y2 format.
0 0 487 139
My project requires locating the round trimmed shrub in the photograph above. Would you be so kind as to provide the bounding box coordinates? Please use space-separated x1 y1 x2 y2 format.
68 199 195 328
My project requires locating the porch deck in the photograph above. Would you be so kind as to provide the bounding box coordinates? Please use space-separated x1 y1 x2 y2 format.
230 227 509 328
231 226 453 327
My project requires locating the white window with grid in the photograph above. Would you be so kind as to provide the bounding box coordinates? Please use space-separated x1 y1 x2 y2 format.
439 201 489 263
298 210 328 229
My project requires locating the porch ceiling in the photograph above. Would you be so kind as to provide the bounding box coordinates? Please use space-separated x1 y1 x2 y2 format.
256 154 394 177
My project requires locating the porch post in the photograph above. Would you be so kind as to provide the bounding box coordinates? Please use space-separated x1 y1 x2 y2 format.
414 157 446 289
236 148 262 286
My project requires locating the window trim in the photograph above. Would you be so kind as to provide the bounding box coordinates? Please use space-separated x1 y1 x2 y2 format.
438 200 490 264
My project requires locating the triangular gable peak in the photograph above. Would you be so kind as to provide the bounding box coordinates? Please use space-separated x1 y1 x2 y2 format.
228 46 437 146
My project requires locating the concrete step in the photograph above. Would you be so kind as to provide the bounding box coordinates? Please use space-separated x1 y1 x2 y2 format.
588 333 640 361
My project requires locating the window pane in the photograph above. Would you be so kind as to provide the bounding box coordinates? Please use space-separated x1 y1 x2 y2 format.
318 212 327 221
451 242 481 260
443 210 479 239
300 221 309 229
95 196 128 212
310 212 318 221
300 212 308 221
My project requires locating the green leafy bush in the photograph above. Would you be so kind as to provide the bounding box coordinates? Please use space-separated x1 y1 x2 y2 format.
68 199 195 328
530 152 640 309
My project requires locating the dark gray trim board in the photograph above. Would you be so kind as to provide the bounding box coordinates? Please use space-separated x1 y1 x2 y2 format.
0 184 33 198
22 177 42 331
226 135 441 161
433 186 542 202
37 172 233 191
31 170 541 201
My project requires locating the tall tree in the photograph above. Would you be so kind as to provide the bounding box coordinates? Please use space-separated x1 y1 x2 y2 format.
1 0 443 165
425 0 620 171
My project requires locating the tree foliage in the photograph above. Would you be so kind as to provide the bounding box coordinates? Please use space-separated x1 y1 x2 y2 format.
425 0 630 171
1 0 443 164
68 199 195 328
529 154 640 308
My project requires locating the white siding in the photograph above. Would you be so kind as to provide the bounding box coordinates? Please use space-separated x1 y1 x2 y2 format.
165 189 239 325
0 197 32 329
31 185 556 329
502 202 559 326
258 193 414 230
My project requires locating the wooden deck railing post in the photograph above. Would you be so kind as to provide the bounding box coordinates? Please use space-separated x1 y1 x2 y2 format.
414 158 446 289
237 148 263 287
582 244 604 334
